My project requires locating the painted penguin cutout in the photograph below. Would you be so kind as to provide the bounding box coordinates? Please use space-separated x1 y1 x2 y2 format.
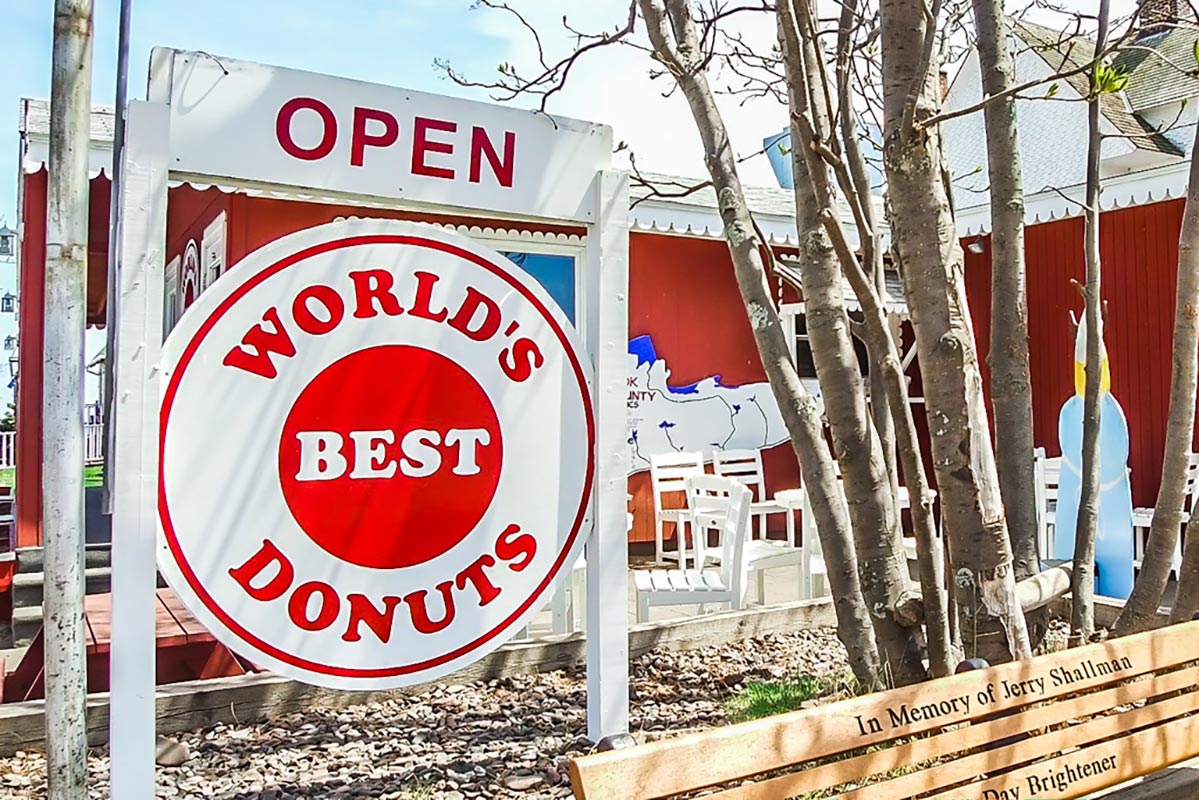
1052 314 1135 598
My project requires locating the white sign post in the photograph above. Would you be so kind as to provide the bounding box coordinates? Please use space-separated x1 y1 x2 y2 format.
109 48 629 796
109 99 170 796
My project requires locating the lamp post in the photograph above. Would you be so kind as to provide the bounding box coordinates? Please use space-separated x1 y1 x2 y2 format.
0 223 19 401
45 1 94 795
0 224 16 258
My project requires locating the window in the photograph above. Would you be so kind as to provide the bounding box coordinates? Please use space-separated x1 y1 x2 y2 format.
792 313 818 379
163 255 181 337
201 212 227 291
500 250 577 323
788 309 869 377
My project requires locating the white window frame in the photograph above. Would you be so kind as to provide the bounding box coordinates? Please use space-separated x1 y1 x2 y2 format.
163 254 181 336
779 303 925 404
180 239 200 311
201 211 227 292
467 231 585 331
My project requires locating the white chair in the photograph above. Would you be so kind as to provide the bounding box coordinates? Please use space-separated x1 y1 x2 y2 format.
636 478 752 622
686 474 807 604
552 493 638 634
712 449 791 542
774 487 827 600
650 451 705 565
549 555 587 634
683 473 741 567
1132 453 1198 579
1034 447 1061 562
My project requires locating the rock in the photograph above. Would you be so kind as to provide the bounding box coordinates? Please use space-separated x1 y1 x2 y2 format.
503 772 547 791
155 735 192 767
0 627 854 799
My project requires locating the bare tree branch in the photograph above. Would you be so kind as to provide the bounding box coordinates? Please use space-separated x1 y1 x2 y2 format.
435 1 639 111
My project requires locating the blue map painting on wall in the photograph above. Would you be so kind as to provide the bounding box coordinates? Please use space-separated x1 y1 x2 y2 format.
496 251 804 475
626 335 802 474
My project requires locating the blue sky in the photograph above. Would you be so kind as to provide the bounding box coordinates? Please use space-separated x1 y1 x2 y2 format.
1 0 789 229
2 0 520 225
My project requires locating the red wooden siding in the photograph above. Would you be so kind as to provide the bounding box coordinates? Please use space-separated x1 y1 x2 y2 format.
166 187 228 268
15 177 228 547
627 233 799 544
15 171 111 548
224 194 583 264
964 198 1186 508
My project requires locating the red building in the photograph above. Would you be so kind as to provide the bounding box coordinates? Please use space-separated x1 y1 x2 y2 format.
12 97 1195 566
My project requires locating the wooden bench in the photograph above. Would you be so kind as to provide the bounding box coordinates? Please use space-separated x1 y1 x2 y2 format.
569 621 1199 799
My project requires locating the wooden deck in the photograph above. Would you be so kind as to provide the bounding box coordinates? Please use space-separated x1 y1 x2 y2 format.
1 588 252 703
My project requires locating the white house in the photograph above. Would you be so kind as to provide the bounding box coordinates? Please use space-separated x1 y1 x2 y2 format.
942 2 1198 235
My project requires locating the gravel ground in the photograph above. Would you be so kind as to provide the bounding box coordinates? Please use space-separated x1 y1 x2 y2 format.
0 628 849 800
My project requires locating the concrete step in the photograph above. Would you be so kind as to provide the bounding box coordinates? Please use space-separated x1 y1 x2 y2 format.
11 566 113 608
15 544 111 575
12 605 43 647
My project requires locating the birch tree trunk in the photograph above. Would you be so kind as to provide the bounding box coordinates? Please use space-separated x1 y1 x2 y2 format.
1171 506 1199 623
1069 0 1111 644
637 0 884 686
971 0 1039 581
879 0 1033 663
1129 133 1199 628
776 0 929 685
836 0 902 520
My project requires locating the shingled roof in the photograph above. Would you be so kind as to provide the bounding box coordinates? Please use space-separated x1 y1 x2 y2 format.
19 97 115 142
1012 19 1184 156
1112 24 1199 111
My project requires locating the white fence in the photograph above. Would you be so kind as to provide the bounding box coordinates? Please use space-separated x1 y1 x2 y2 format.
84 424 105 465
0 424 104 469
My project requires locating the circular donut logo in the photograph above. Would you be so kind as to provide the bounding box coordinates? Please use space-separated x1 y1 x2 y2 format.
158 220 594 689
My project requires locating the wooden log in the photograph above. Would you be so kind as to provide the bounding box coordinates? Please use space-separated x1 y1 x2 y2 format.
1017 564 1072 612
893 564 1071 622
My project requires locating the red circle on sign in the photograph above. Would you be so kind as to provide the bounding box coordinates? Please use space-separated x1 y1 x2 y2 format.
278 345 503 569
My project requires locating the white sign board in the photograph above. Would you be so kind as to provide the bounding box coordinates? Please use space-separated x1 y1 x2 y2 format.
157 219 594 688
152 48 612 222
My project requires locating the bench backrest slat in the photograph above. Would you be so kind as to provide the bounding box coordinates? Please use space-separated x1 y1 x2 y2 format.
701 661 1199 800
843 671 1199 800
929 706 1199 800
569 621 1199 800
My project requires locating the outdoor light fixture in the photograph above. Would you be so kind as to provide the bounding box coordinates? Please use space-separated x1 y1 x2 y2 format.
3 336 15 352
0 294 14 314
966 240 985 254
0 224 15 258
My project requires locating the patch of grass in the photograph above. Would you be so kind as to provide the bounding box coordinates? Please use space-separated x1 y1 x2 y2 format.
84 464 103 488
725 675 828 722
0 465 104 489
399 784 434 800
